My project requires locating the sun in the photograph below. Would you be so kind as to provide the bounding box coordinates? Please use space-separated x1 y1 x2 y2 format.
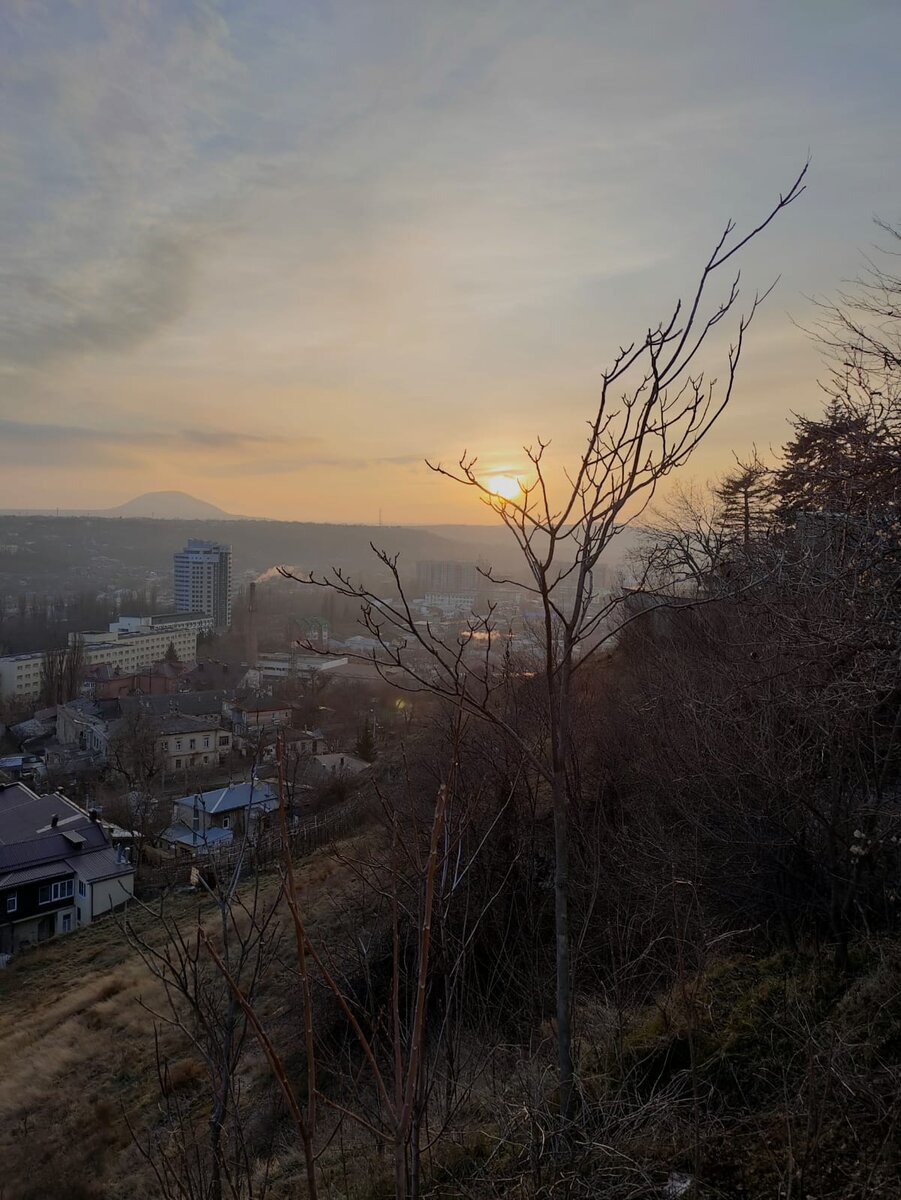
485 474 521 501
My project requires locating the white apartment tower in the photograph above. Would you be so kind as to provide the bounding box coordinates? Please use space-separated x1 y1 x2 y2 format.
173 539 232 629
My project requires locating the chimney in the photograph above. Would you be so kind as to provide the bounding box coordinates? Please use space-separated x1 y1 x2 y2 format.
246 581 259 667
89 809 98 823
51 814 59 828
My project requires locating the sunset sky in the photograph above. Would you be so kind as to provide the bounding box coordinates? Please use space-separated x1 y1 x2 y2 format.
2 1 900 522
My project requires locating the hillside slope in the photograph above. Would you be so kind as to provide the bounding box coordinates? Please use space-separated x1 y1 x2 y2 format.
0 843 359 1200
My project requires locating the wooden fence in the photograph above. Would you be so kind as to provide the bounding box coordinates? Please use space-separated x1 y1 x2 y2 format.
136 798 363 897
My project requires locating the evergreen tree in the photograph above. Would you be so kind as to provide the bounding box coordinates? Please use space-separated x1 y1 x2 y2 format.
355 717 376 762
773 393 900 523
713 448 774 549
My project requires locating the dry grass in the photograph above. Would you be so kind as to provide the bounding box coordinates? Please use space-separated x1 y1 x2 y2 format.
0 839 365 1200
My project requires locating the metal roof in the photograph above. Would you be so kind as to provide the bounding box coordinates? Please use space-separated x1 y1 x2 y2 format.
68 847 132 883
0 861 73 888
0 785 91 847
0 823 109 873
160 823 235 849
174 781 277 814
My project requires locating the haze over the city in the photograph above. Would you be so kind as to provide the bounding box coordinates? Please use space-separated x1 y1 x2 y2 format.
3 1 900 521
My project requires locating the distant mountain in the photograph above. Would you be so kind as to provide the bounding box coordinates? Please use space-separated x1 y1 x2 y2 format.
99 491 239 520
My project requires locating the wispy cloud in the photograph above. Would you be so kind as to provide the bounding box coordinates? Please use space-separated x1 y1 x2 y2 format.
0 417 316 470
0 418 271 448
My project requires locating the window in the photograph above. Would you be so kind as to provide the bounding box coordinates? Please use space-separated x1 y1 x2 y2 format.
38 879 74 904
219 736 229 747
203 736 210 749
222 816 230 829
175 739 183 751
61 913 72 933
189 738 196 750
175 758 182 769
6 894 16 914
78 880 87 899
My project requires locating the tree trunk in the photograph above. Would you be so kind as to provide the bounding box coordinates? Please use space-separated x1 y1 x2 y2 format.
552 765 573 1128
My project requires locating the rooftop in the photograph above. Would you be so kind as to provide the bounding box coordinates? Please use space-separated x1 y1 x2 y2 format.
158 612 208 624
0 822 110 875
174 780 276 814
70 846 132 883
119 691 225 720
156 713 223 736
160 822 235 850
0 784 88 846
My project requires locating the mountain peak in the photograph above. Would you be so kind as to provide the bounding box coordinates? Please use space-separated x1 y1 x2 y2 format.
102 491 237 519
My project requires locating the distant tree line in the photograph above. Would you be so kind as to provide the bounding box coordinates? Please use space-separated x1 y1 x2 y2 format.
0 587 159 656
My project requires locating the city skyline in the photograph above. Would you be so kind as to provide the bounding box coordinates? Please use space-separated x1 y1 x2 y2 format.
3 2 900 521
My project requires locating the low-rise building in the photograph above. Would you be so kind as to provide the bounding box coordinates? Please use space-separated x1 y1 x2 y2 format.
308 752 370 780
159 780 278 854
0 617 202 704
155 714 231 772
56 693 232 772
109 611 212 638
0 784 134 954
83 661 185 700
231 703 293 733
248 653 348 686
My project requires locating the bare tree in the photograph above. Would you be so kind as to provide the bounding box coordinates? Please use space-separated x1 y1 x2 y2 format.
127 832 282 1200
39 637 86 706
811 216 901 382
108 708 167 859
280 165 808 1127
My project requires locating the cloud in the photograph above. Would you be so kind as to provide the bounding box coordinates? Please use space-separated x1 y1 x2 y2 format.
201 452 426 477
0 417 305 469
0 0 243 372
2 1 900 516
0 417 269 447
1 231 203 367
377 454 425 467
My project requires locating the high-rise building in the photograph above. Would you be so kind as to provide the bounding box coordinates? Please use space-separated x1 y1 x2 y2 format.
173 539 232 629
415 560 479 596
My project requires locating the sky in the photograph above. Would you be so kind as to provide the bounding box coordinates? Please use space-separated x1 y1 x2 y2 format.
2 0 900 522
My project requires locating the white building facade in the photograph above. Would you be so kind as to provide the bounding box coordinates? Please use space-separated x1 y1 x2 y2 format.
0 622 201 703
174 539 232 629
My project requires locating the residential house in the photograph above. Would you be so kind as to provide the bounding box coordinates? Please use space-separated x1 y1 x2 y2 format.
155 714 231 772
230 703 293 733
82 661 185 700
55 691 232 773
182 660 240 692
308 752 370 780
159 780 278 855
253 726 325 767
0 783 134 954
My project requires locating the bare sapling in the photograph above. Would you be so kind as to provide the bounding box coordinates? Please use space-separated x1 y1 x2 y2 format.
279 165 808 1128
